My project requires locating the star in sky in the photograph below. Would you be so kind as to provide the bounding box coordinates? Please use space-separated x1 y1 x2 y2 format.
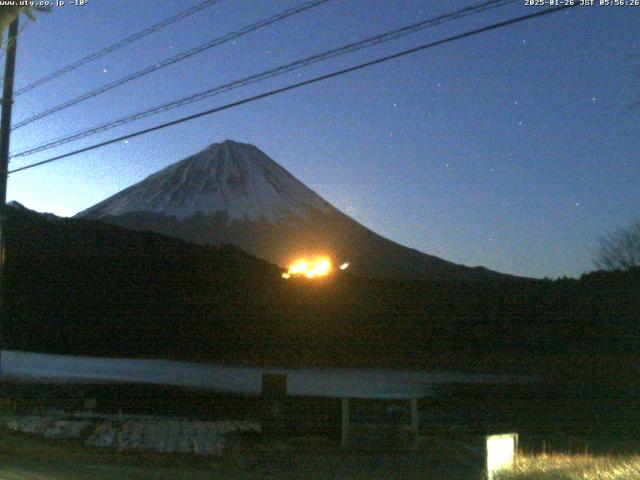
8 0 637 280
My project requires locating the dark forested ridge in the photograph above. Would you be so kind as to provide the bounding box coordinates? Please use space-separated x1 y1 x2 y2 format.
4 204 639 381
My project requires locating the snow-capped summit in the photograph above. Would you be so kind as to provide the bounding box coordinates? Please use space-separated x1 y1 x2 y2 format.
77 140 333 222
77 140 511 281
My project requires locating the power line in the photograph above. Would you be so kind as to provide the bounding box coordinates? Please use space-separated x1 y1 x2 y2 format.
11 0 515 159
12 0 226 97
9 4 576 175
12 0 334 130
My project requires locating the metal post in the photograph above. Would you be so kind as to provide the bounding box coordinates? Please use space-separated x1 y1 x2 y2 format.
0 16 20 374
341 397 350 448
262 373 287 433
410 398 419 450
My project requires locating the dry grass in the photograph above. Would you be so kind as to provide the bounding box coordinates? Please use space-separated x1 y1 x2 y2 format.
495 452 640 480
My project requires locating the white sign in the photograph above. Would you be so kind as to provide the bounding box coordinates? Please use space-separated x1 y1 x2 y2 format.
486 433 518 480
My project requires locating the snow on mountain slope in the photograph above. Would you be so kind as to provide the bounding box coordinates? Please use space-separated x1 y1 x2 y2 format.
77 140 513 281
77 140 333 222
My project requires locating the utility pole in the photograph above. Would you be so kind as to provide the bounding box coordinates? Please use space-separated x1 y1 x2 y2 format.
0 16 19 370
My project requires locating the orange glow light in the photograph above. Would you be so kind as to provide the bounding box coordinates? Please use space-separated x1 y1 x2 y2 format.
282 257 332 279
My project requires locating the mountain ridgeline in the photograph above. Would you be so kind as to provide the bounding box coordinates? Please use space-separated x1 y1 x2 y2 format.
76 140 510 281
4 203 639 379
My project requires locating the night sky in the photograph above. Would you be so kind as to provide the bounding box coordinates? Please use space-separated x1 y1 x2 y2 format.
5 0 639 279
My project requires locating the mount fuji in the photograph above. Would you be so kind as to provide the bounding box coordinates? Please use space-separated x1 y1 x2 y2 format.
76 140 507 281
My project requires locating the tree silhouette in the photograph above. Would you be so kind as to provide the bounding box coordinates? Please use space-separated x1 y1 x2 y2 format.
594 219 640 271
0 6 49 43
